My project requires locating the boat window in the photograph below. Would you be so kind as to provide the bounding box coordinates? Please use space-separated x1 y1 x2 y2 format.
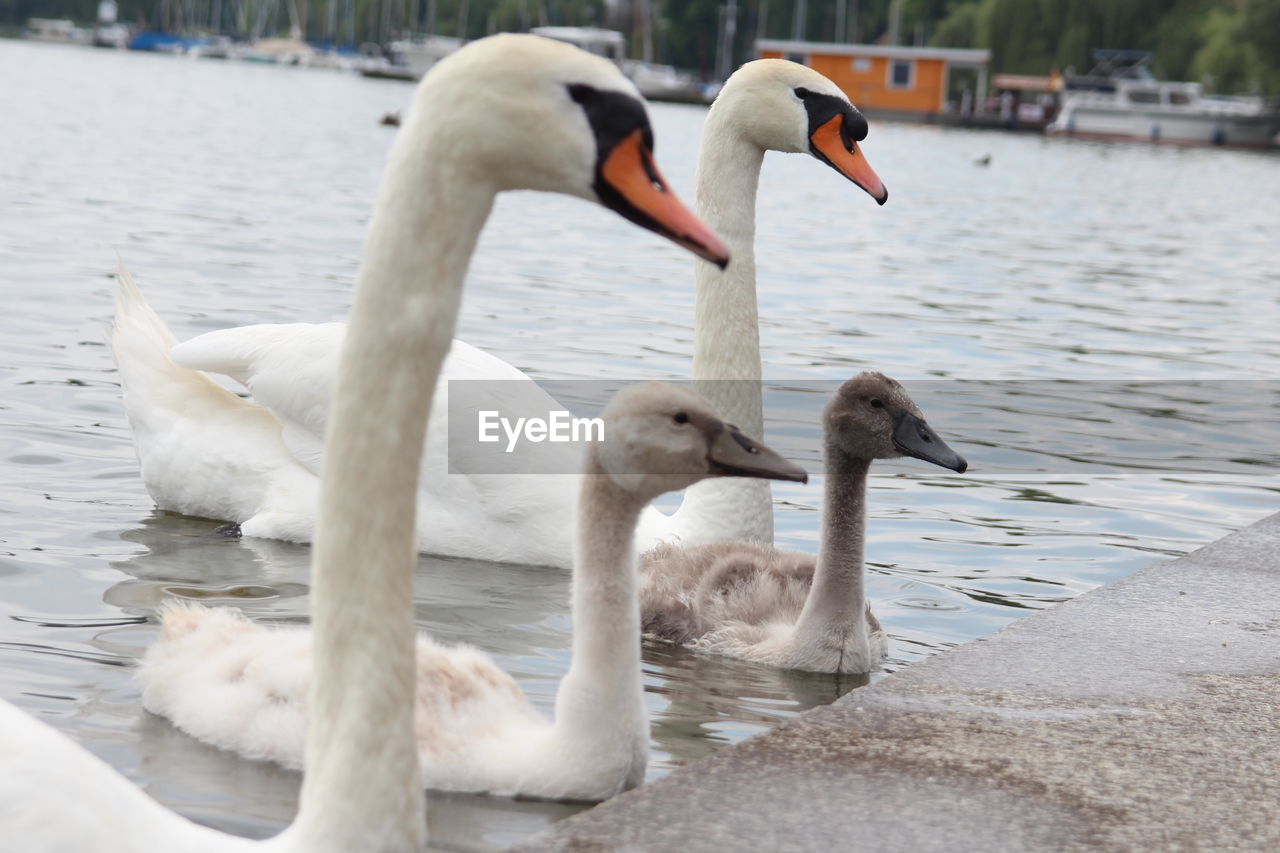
1128 89 1160 104
888 59 914 89
1169 90 1192 105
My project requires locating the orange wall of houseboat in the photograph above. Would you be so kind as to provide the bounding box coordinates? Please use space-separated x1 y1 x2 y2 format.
760 49 948 114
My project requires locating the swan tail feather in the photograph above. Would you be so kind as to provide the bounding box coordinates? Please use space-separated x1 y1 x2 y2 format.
110 260 284 523
109 260 239 418
112 257 179 352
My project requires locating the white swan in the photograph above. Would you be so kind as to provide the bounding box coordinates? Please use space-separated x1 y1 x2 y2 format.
138 383 805 800
639 373 967 674
0 33 727 850
110 59 885 568
675 59 888 548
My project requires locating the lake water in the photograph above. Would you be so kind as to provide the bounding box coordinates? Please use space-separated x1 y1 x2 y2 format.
2 38 1278 851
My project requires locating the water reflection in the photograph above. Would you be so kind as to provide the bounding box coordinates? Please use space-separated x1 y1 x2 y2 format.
103 515 312 617
132 708 588 851
645 642 867 768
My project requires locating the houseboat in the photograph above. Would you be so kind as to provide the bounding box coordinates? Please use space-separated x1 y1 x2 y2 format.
756 38 990 121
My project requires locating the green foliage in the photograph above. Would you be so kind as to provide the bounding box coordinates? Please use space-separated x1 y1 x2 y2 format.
931 1 980 47
928 0 1280 93
657 0 718 72
1190 5 1263 92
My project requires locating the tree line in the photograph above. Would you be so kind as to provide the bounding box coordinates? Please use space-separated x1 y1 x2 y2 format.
6 0 1278 94
680 0 1279 95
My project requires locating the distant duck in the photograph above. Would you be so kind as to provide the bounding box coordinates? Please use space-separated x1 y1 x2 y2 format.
974 153 991 166
109 58 885 568
380 111 400 126
139 383 806 801
0 33 730 853
639 372 967 674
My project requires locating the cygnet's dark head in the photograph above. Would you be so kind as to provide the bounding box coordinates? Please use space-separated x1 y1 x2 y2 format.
824 372 967 473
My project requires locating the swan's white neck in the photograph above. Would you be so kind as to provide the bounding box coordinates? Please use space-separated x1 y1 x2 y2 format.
793 445 870 648
674 108 773 545
691 112 765 430
290 111 495 852
552 463 647 765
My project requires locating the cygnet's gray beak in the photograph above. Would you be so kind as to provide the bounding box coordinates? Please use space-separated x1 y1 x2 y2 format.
892 412 968 473
706 424 808 483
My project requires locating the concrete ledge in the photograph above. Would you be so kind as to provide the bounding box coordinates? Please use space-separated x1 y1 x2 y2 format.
517 511 1280 852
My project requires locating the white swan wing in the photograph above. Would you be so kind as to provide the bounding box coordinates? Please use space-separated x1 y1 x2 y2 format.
172 326 575 480
137 307 651 566
433 340 582 474
172 323 343 477
422 341 600 566
431 343 680 564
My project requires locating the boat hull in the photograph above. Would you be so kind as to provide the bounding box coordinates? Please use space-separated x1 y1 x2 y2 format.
1051 105 1280 148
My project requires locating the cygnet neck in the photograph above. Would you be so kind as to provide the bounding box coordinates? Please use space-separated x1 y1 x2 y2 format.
794 439 871 644
553 457 649 750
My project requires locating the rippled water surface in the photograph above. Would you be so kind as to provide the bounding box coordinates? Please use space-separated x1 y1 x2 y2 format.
3 39 1279 850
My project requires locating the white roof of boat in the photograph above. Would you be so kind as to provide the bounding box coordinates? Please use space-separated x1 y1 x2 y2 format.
531 26 625 47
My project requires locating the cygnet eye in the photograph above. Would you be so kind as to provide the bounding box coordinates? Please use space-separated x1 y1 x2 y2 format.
869 398 884 409
673 412 690 425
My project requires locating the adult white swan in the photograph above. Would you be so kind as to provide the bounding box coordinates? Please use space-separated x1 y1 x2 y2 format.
138 384 805 800
639 373 967 674
0 34 726 851
110 59 885 568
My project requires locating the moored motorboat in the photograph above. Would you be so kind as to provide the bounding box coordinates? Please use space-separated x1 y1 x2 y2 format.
1049 49 1280 148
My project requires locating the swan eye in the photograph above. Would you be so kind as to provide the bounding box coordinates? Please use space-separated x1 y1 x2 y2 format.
673 412 689 425
794 87 810 99
869 398 884 409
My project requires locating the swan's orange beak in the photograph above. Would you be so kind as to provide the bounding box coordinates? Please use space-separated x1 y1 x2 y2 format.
598 130 730 269
809 114 888 205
